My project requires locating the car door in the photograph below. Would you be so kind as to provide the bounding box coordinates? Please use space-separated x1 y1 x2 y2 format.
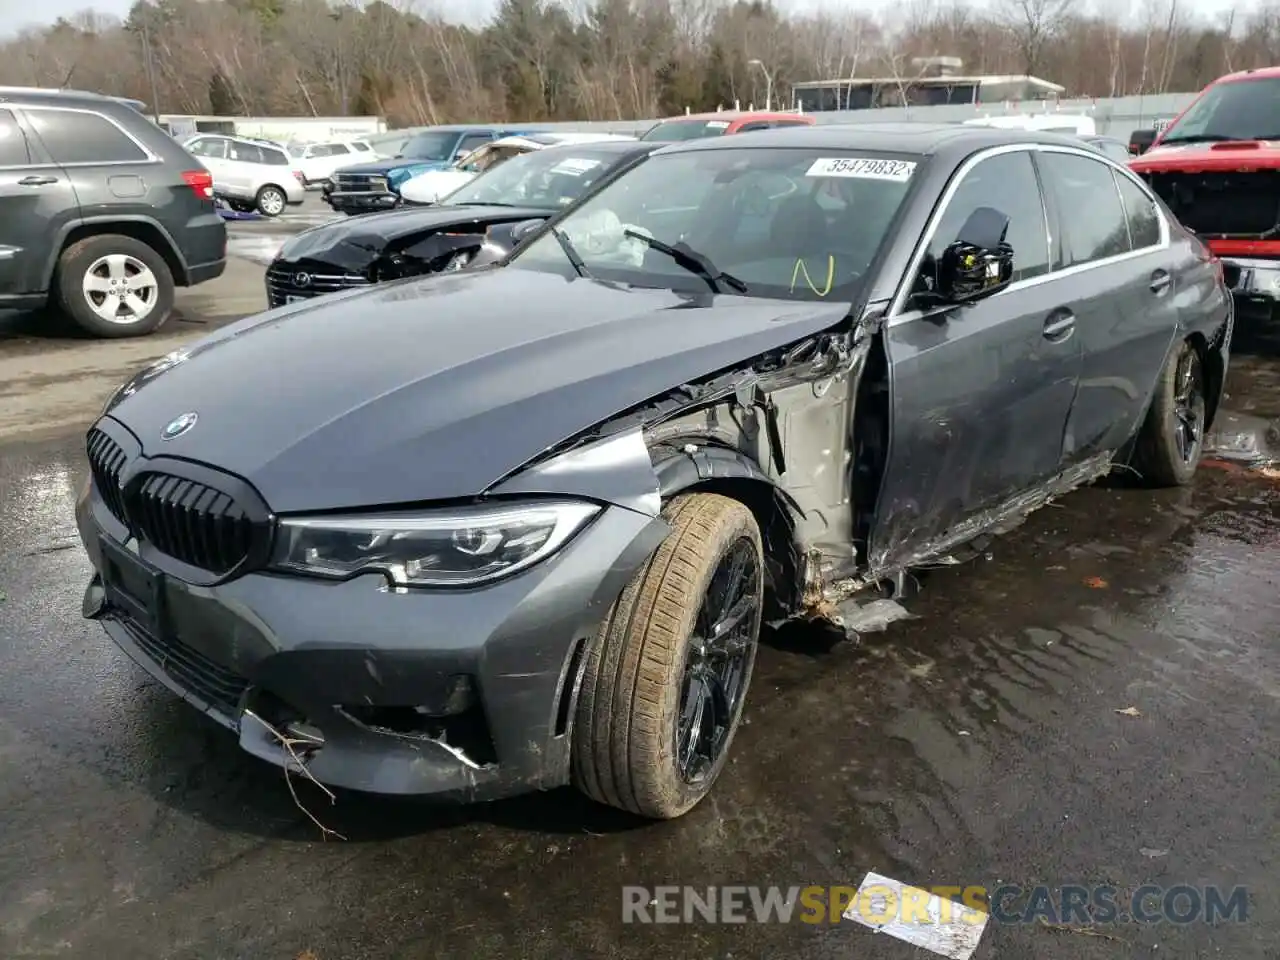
0 106 81 297
1036 148 1176 459
868 147 1083 571
223 140 263 195
187 136 229 177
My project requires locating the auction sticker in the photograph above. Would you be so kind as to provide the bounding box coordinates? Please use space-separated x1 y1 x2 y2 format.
805 157 917 181
706 120 731 129
551 157 603 175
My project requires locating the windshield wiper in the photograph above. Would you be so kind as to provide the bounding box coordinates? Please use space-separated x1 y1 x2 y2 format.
622 230 748 294
550 226 591 279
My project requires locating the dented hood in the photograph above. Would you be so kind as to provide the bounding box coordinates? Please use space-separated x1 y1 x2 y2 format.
105 268 850 513
276 203 555 267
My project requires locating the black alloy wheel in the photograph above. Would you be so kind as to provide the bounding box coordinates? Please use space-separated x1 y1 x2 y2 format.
675 537 759 784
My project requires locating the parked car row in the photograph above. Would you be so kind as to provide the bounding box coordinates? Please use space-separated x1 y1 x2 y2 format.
78 115 1232 823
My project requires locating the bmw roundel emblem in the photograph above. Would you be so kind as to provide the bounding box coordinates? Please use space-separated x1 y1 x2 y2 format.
161 412 198 441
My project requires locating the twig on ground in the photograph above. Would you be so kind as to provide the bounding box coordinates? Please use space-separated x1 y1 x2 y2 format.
244 709 347 841
1037 917 1126 943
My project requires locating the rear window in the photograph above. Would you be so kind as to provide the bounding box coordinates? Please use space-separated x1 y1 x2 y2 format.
641 119 733 142
25 108 148 164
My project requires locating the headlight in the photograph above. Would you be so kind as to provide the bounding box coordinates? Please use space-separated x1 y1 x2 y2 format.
271 500 600 587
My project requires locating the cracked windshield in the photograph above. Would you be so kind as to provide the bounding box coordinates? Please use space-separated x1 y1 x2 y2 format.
507 147 920 300
442 146 623 208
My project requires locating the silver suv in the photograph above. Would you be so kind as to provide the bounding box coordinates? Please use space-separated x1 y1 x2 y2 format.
184 134 307 216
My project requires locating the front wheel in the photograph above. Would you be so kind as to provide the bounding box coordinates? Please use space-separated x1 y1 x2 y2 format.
1132 338 1208 486
571 493 764 819
255 185 287 217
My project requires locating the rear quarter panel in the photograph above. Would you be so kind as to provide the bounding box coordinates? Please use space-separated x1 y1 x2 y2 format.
39 105 225 281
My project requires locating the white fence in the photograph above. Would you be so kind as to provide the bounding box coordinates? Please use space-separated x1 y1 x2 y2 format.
386 91 1199 141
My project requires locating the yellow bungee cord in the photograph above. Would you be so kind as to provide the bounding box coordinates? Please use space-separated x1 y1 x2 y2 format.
790 255 835 296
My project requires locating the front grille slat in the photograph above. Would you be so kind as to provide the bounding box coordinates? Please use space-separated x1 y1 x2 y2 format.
86 428 130 527
126 471 258 576
1147 171 1280 237
125 621 248 718
266 261 371 308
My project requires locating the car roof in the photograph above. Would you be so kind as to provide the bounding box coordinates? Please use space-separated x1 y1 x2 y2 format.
1213 66 1280 84
406 124 542 134
655 110 811 123
538 139 661 157
652 121 1093 157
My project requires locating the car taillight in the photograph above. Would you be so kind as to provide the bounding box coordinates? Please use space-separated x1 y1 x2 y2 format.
293 170 305 184
181 170 214 199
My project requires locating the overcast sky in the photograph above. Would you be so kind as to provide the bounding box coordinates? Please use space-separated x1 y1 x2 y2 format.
0 0 1239 33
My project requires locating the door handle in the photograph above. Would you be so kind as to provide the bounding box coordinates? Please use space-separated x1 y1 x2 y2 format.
1043 309 1075 341
17 175 58 186
1149 270 1171 294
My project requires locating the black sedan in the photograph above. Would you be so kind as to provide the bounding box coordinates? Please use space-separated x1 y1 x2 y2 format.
264 139 658 307
77 124 1232 820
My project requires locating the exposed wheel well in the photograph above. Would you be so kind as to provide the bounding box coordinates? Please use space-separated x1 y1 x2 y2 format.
1187 330 1224 431
58 222 186 286
661 477 801 622
851 332 890 567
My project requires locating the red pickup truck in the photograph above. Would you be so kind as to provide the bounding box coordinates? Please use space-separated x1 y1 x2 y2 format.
1130 67 1280 317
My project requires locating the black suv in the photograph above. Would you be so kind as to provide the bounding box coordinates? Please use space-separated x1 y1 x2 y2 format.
0 86 226 338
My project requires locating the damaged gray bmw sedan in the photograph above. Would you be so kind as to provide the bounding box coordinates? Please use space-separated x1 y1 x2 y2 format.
77 123 1233 819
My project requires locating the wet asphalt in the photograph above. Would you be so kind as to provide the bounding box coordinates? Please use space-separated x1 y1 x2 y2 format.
1 229 1278 958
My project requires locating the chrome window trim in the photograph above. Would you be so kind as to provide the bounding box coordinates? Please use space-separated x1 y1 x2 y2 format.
887 142 1170 327
9 103 160 169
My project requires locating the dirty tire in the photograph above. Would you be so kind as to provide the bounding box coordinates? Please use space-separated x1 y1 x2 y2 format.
255 184 287 217
571 493 763 819
56 234 173 339
1132 337 1207 487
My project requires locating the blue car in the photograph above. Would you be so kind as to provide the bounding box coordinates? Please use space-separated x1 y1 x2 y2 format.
323 125 541 215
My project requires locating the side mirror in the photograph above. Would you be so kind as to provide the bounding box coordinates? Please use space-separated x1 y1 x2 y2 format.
1129 128 1158 155
509 218 544 245
937 239 1014 303
929 205 1013 302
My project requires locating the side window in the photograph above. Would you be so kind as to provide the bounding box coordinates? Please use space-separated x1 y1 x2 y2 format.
25 108 148 164
457 133 493 155
0 109 30 166
329 143 351 155
736 121 774 132
926 151 1050 285
228 141 264 164
1039 151 1130 265
351 141 370 151
261 146 289 166
1115 172 1162 250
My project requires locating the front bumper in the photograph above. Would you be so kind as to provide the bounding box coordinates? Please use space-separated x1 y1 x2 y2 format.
76 484 666 801
325 190 401 214
1220 257 1280 306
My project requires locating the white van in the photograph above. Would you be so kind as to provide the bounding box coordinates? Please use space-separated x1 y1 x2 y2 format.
963 114 1097 136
